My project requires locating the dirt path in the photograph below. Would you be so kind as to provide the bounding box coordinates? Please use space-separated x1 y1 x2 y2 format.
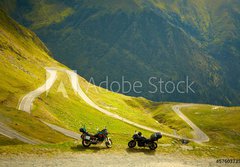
0 122 41 144
172 104 209 143
41 121 80 140
0 153 218 167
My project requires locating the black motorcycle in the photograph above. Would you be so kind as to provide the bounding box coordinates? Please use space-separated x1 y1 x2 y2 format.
80 127 112 148
128 132 162 150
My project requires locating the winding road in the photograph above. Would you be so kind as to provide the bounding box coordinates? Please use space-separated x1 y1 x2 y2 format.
40 121 80 140
17 67 209 143
18 68 57 113
172 104 209 143
0 122 41 144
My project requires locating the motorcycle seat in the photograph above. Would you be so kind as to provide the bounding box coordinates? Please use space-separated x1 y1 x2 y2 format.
84 132 94 136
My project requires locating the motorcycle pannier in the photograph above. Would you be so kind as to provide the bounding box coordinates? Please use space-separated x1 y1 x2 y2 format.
150 132 162 141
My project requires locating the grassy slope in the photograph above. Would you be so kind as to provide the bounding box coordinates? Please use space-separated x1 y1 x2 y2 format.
0 9 64 108
0 106 71 143
78 78 193 138
182 105 240 146
31 72 173 147
0 9 187 151
0 8 240 158
0 134 24 146
0 9 73 144
150 103 193 138
31 74 240 157
181 105 240 157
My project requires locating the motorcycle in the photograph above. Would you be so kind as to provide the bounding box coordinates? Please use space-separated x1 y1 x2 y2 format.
80 127 112 148
128 131 162 150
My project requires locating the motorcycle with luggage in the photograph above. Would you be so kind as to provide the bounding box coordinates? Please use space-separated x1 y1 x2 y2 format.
128 131 162 150
80 127 112 148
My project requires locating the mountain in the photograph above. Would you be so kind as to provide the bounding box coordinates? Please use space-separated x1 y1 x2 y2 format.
1 0 239 106
0 8 188 147
0 8 239 158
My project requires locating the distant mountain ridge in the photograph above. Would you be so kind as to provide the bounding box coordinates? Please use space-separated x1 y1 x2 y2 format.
1 0 239 106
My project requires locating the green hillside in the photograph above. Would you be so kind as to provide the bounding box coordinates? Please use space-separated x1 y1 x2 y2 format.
182 105 240 146
0 9 186 152
1 0 239 105
0 7 239 158
0 9 72 144
181 105 240 157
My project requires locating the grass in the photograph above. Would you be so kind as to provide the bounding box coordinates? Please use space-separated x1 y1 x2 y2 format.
0 106 72 143
181 104 240 157
149 103 193 138
31 71 195 140
78 77 194 137
0 134 24 146
1 8 240 158
31 72 156 147
0 9 64 109
1 137 236 158
181 105 240 146
0 9 71 144
1 9 165 151
0 70 194 155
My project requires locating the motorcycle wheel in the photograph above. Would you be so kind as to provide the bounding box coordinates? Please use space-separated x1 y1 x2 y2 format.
128 140 136 148
82 140 91 147
105 139 112 148
149 142 157 150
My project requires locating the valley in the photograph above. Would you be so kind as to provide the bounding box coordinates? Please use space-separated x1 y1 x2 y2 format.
1 0 239 105
0 2 239 164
